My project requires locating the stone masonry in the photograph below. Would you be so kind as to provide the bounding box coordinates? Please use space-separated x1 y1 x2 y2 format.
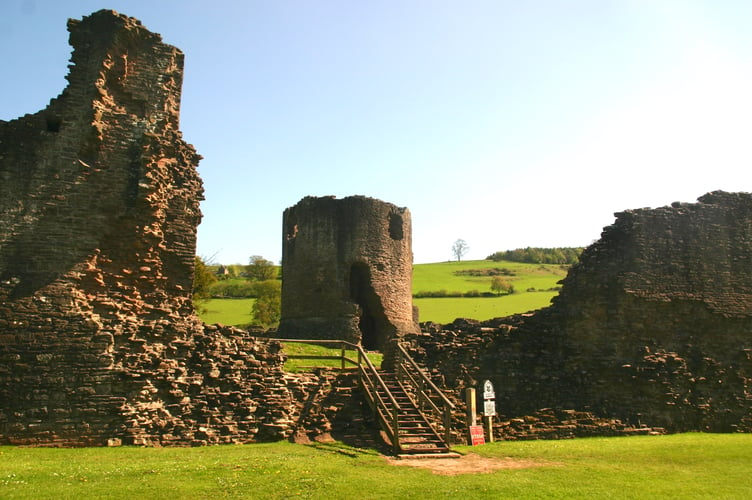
2 9 749 448
405 192 752 434
0 10 327 447
278 196 418 366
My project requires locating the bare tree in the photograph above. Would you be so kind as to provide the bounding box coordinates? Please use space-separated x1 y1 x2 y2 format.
451 239 469 262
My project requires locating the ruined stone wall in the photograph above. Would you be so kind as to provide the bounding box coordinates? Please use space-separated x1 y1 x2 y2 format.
407 192 752 433
279 196 417 362
0 10 321 447
548 191 752 431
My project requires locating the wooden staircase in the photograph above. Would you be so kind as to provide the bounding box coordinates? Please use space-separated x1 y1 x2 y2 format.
374 371 455 456
269 338 457 457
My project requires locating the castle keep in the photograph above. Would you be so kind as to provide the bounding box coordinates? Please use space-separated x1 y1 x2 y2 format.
279 196 417 360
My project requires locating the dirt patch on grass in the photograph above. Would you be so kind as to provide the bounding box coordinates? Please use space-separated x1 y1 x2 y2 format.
386 453 553 475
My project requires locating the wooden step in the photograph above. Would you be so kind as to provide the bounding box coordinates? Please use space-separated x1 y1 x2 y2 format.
364 368 453 456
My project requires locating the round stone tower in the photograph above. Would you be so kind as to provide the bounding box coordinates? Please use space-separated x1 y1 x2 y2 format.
278 196 417 364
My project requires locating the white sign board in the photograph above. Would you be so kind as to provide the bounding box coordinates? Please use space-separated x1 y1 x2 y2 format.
484 399 496 416
483 379 495 400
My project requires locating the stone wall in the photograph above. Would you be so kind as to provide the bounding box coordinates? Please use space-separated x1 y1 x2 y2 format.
0 10 329 447
406 192 752 434
279 196 417 364
2 9 748 447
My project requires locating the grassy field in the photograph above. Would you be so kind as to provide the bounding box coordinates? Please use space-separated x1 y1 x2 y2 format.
414 291 558 324
199 298 255 326
412 259 568 295
198 260 568 326
280 341 383 372
412 259 566 323
1 433 749 499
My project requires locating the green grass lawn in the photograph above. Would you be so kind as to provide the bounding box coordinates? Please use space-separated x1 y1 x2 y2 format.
414 291 558 324
198 298 255 326
279 341 383 372
1 434 749 499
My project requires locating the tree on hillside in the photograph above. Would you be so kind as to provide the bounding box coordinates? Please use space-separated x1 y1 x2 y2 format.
246 255 277 281
252 280 281 326
193 255 217 311
451 239 469 262
490 276 514 295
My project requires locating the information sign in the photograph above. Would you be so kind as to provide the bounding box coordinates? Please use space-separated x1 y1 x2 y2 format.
484 399 496 417
469 425 485 446
483 379 495 400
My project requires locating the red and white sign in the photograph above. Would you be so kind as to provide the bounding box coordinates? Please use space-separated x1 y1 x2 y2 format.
469 425 485 446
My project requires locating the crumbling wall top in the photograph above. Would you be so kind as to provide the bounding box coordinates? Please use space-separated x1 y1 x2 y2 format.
557 190 752 317
0 9 202 301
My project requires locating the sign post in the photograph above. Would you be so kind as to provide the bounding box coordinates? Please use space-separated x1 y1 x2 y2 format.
482 380 496 443
466 388 485 445
465 387 477 426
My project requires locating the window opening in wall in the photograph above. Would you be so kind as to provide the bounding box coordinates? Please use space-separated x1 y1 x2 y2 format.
389 212 403 240
45 116 62 133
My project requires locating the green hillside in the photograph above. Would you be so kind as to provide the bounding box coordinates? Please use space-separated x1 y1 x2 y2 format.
198 259 569 326
412 259 567 323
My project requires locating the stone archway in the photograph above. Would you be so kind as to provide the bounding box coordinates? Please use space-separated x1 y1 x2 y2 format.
349 262 387 351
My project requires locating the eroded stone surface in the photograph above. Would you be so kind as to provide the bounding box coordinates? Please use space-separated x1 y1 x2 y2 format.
0 10 327 447
406 192 752 434
279 196 418 365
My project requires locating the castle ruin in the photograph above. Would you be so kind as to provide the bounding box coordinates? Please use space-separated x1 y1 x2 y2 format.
278 196 418 365
0 10 315 447
406 191 752 435
0 10 750 447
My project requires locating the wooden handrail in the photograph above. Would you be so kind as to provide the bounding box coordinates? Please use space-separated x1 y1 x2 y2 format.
395 342 455 445
356 344 401 452
396 343 455 409
266 337 402 453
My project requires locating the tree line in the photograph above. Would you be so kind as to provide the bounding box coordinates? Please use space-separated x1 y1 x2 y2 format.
486 247 584 265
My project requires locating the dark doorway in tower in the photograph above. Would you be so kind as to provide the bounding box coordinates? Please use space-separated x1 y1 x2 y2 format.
349 262 388 351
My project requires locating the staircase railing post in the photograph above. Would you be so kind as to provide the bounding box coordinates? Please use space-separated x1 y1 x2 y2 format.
395 346 402 384
340 341 346 370
443 403 452 446
392 405 400 454
357 348 363 387
419 376 425 411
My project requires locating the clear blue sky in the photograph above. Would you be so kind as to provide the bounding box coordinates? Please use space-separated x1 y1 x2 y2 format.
2 1 750 264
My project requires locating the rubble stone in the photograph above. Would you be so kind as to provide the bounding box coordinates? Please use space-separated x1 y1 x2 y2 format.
405 192 752 434
0 10 327 447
